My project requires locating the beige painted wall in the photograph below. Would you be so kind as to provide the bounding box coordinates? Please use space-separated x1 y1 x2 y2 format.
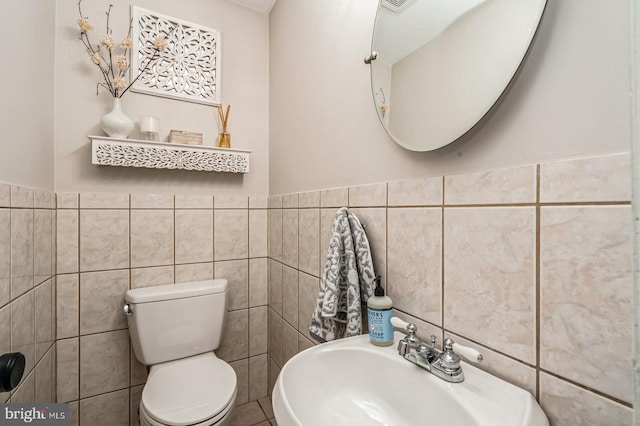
55 0 269 195
0 0 55 191
269 0 631 195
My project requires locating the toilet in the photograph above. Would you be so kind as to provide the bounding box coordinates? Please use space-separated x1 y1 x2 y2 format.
124 279 237 426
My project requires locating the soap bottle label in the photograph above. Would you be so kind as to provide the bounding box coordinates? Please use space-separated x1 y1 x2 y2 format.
368 308 393 343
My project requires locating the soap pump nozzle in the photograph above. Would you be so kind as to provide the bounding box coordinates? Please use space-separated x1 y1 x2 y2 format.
373 275 384 296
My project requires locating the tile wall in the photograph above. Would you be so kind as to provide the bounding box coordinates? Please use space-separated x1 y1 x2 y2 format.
55 193 269 425
0 152 633 425
267 153 634 426
0 184 56 404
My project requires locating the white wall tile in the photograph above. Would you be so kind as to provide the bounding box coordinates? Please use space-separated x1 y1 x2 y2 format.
268 208 282 262
79 389 129 426
0 184 10 208
175 210 213 264
298 209 319 277
215 195 248 209
215 260 249 311
11 209 34 298
79 210 129 271
349 183 387 207
249 210 268 258
249 307 268 356
217 310 249 362
445 165 536 205
0 210 10 306
282 210 298 268
249 196 268 209
130 194 174 209
540 153 631 203
540 205 633 402
56 274 79 339
215 210 248 261
56 193 78 209
56 338 79 403
444 207 536 364
80 193 129 209
130 210 174 267
131 266 175 289
56 210 78 274
388 176 443 206
175 263 213 283
35 280 54 360
249 258 268 307
298 191 320 208
80 270 129 335
387 208 442 325
175 194 213 209
80 330 129 398
320 188 348 208
282 193 298 209
11 185 34 208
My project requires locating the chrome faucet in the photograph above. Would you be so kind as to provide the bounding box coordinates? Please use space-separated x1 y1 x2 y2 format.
391 317 483 383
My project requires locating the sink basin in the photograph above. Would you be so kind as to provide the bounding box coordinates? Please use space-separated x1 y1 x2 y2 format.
273 332 548 426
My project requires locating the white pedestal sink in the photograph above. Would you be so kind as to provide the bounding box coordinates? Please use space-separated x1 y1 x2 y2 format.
273 332 549 426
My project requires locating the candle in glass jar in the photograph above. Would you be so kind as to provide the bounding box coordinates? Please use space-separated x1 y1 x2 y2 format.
139 116 159 141
140 116 159 133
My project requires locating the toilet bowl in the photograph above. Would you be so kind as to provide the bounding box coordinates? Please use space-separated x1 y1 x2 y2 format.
125 280 237 426
139 353 237 426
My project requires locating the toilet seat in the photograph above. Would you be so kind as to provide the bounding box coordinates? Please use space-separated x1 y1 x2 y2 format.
141 353 237 426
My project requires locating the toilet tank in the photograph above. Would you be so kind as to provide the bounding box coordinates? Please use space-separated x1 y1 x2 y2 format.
125 279 228 365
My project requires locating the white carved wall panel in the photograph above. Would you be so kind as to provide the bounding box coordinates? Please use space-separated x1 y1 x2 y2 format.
131 6 221 105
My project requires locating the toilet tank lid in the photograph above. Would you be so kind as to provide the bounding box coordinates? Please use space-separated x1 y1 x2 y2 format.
125 279 228 304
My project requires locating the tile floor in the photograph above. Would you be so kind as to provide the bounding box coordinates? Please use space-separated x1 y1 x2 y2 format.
229 397 277 426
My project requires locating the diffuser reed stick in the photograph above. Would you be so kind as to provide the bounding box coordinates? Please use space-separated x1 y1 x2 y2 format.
217 104 231 148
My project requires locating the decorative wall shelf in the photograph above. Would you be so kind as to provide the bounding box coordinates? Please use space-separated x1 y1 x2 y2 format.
90 136 251 174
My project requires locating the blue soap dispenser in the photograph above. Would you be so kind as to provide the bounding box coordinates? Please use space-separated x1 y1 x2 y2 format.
367 276 393 346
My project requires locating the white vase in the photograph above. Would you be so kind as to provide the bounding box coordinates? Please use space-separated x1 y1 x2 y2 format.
100 97 134 138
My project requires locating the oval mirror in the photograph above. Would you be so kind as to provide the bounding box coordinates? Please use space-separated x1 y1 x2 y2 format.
369 0 547 151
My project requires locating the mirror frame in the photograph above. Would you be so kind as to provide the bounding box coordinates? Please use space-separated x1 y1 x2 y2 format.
369 0 548 152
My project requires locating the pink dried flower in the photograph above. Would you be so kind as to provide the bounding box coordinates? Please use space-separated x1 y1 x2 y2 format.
120 37 133 49
100 35 114 50
153 36 168 51
114 76 127 91
89 52 101 65
116 55 128 71
77 18 93 32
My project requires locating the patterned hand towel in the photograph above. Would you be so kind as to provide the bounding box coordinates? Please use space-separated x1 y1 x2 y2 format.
310 207 376 342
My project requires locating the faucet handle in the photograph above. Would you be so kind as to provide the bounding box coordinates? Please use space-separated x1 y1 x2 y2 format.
390 317 412 332
391 317 421 346
390 317 418 338
452 342 483 363
439 338 461 372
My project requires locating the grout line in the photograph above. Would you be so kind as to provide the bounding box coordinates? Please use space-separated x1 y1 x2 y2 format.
127 196 133 409
76 201 82 409
535 164 541 401
173 196 176 283
441 176 445 342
